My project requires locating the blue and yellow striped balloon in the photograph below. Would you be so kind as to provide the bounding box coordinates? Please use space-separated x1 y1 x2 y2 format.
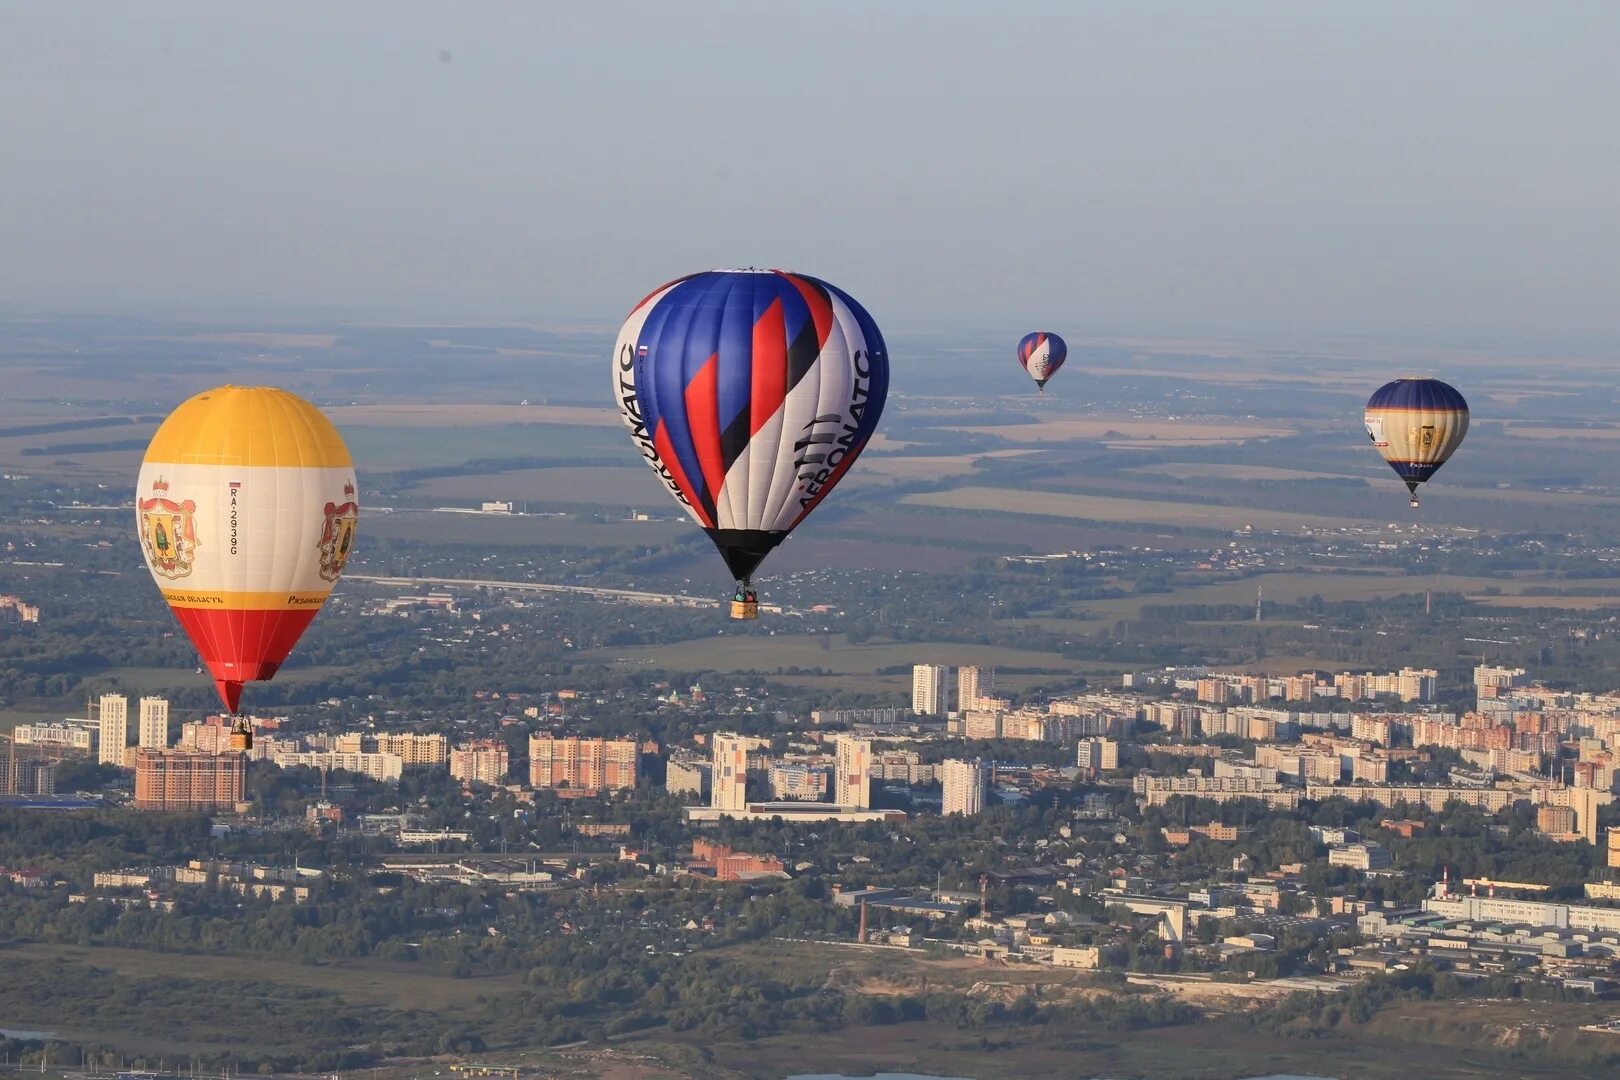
1363 376 1469 507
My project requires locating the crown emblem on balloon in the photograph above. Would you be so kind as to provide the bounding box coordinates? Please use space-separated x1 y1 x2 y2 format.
151 477 170 494
343 482 356 498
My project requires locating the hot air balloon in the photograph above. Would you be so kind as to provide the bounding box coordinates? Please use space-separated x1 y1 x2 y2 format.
613 269 888 619
136 386 358 748
1363 376 1469 508
1017 331 1067 392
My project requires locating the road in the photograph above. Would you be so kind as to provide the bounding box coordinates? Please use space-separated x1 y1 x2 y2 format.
348 572 794 615
348 572 729 610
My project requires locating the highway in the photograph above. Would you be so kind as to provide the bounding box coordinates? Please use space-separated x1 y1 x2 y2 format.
346 572 778 612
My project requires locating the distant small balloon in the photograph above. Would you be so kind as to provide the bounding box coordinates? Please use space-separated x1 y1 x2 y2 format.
1017 331 1067 392
438 50 453 64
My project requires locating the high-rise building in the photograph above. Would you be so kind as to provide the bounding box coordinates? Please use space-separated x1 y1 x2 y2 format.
711 733 753 811
138 697 170 749
963 711 1002 740
942 758 986 816
528 735 638 793
958 666 993 713
373 732 449 766
1397 668 1439 703
1537 804 1577 837
1076 738 1119 773
835 735 872 809
666 756 710 799
178 717 237 755
450 739 510 786
769 762 832 801
133 749 243 811
911 664 951 716
0 753 55 796
265 748 404 782
334 732 448 765
98 694 130 766
1473 664 1528 702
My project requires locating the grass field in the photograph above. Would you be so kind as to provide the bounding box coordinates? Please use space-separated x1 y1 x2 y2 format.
580 635 1091 694
703 1010 1617 1080
903 486 1357 532
0 705 61 734
4 932 1617 1079
686 941 1619 1080
0 943 519 1060
8 942 517 1013
1468 594 1620 609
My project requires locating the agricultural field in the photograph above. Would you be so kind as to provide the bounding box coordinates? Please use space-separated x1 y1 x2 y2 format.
1127 461 1370 482
357 509 687 549
855 448 1038 483
323 403 622 428
945 416 1297 446
410 466 668 508
903 486 1358 533
345 422 627 473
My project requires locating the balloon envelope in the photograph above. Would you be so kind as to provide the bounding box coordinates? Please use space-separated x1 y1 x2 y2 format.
613 269 888 582
1018 331 1067 389
136 386 358 712
1363 376 1469 496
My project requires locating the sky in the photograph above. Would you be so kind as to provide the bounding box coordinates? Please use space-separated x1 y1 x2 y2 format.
3 1 1618 344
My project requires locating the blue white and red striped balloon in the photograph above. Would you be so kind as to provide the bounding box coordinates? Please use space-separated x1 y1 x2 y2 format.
612 269 888 590
1017 331 1068 391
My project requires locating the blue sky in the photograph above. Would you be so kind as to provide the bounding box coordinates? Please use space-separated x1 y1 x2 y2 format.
2 1 1617 344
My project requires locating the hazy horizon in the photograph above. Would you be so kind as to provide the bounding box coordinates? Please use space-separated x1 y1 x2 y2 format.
4 1 1618 348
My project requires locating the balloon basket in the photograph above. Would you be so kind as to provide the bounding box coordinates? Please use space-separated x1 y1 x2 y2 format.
730 599 759 620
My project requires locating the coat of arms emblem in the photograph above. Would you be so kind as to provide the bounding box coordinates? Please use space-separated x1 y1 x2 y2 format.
318 481 359 582
137 478 198 579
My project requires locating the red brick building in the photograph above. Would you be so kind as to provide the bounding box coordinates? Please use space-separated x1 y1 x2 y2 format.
528 735 638 793
133 749 243 811
691 839 785 881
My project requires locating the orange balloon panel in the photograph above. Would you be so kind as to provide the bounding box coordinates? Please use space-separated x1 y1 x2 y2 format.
136 386 358 712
